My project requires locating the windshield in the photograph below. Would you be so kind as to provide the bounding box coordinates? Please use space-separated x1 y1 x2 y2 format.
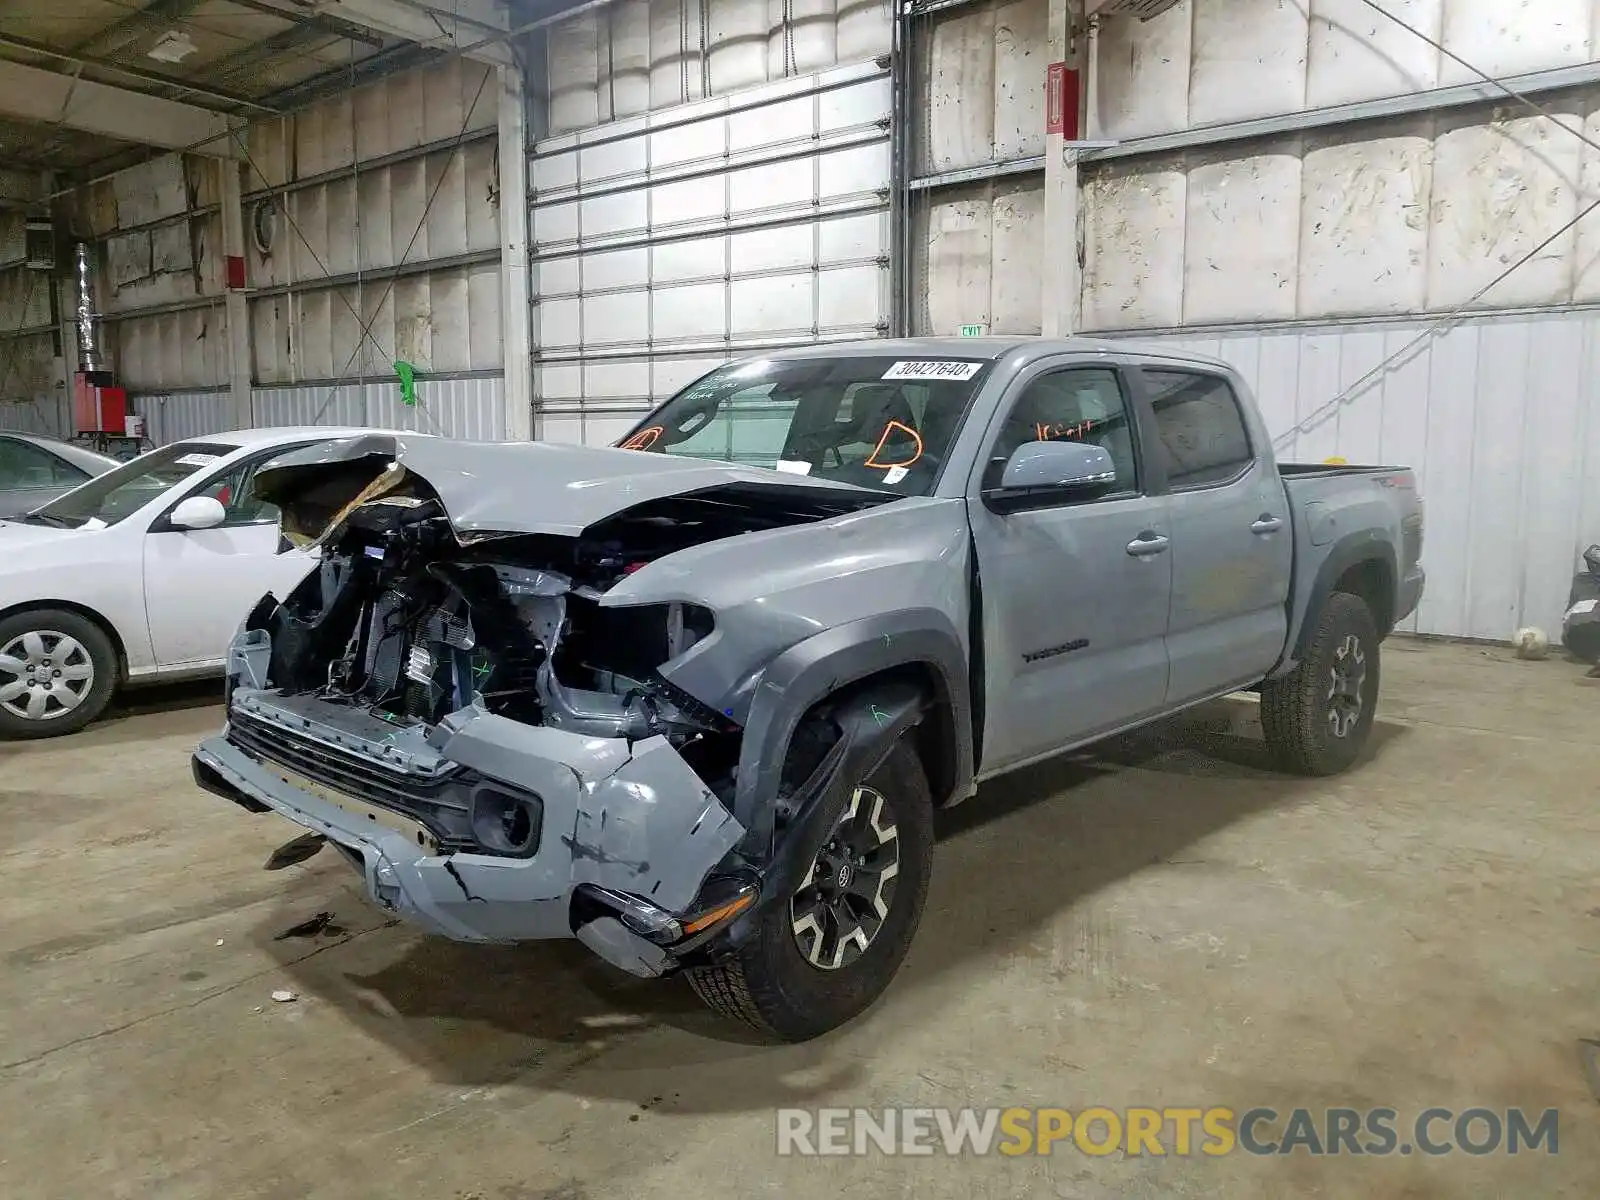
24 442 235 529
615 355 994 496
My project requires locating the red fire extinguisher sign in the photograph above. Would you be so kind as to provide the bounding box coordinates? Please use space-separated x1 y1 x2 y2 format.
1046 62 1081 139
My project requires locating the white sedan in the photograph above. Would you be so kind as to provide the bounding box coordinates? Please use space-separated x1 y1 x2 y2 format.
0 426 375 739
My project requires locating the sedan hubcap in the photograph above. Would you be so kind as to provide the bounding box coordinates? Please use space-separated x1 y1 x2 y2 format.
0 630 95 722
1326 634 1367 739
790 785 900 971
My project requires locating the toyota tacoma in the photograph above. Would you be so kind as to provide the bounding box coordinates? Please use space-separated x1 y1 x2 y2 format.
192 337 1425 1041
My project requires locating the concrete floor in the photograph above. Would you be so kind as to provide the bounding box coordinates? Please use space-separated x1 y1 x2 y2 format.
1 639 1598 1198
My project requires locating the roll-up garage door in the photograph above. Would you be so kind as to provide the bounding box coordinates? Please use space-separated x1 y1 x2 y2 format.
529 58 892 447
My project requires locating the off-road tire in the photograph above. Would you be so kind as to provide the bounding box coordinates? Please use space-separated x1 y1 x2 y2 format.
1261 591 1380 776
686 736 934 1042
0 608 119 740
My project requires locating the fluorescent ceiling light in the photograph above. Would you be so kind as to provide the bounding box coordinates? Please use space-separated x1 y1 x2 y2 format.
147 32 198 64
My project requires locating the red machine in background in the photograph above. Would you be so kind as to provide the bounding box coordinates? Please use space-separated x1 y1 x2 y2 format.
71 370 150 461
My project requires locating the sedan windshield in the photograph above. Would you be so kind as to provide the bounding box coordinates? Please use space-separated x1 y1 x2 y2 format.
615 355 994 496
23 442 235 529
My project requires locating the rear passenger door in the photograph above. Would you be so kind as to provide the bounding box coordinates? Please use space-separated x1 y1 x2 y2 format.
967 361 1172 774
1134 367 1293 704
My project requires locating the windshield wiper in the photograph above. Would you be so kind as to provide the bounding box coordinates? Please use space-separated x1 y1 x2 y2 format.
18 513 79 528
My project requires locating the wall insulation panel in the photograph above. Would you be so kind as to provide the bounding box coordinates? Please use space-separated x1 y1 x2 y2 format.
911 175 1046 336
917 0 1046 175
90 58 501 395
1116 308 1600 642
530 60 892 445
1092 0 1600 141
0 214 59 433
542 0 891 135
1080 96 1600 331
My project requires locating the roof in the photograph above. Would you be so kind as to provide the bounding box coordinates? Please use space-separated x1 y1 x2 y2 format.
760 335 1234 371
0 429 121 471
176 425 386 449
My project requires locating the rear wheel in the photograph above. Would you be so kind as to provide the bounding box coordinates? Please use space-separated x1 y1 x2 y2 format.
0 609 118 739
686 735 934 1042
1261 591 1379 776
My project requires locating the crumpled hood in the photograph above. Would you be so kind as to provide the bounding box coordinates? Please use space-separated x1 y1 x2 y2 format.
252 432 890 542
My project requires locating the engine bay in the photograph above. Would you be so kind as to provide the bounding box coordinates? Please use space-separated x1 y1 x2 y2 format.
254 489 733 735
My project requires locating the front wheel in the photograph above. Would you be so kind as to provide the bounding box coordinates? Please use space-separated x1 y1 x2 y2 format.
1261 591 1380 776
0 609 118 739
686 735 934 1042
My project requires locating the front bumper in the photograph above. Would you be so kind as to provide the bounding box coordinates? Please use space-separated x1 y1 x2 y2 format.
192 696 748 977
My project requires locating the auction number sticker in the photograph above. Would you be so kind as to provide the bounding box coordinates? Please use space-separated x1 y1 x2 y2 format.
881 360 984 382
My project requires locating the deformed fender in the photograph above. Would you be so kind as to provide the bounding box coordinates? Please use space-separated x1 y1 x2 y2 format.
728 608 973 856
428 707 745 915
722 681 928 945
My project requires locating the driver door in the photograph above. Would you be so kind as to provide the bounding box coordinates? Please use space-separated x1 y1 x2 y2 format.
142 449 321 668
967 360 1173 774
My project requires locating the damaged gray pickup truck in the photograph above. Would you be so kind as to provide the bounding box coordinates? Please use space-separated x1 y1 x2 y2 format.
192 337 1425 1041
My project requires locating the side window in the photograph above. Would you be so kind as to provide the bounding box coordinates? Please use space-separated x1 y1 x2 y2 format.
1144 370 1253 489
990 367 1139 496
193 458 282 527
0 439 87 489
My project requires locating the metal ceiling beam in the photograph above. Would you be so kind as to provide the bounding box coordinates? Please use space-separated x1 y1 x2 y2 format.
72 0 210 60
0 58 238 156
205 24 336 90
313 0 516 66
0 33 276 112
258 41 442 109
227 0 386 49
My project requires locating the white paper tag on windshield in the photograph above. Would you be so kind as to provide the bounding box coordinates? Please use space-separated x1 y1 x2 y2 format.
881 360 983 382
775 459 813 475
1568 598 1598 617
175 453 220 467
882 466 909 484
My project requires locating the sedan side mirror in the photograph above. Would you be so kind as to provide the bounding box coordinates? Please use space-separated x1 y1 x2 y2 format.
982 440 1118 514
168 495 227 531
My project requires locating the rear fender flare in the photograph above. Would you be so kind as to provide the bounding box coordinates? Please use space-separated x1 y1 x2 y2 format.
1282 531 1398 671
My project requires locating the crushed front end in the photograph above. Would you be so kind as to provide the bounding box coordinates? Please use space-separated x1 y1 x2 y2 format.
192 460 777 978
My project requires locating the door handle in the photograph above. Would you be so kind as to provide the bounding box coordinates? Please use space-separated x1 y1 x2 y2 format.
1126 532 1170 557
1251 515 1284 535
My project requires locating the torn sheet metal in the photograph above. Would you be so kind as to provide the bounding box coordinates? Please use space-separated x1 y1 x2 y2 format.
251 432 889 543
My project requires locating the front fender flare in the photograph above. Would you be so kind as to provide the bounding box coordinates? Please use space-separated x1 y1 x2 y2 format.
728 607 973 855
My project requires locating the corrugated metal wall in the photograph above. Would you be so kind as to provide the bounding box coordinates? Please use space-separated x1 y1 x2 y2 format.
133 375 508 444
1119 307 1600 643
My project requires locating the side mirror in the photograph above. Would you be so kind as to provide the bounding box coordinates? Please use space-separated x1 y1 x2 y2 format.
168 495 227 531
983 440 1117 514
